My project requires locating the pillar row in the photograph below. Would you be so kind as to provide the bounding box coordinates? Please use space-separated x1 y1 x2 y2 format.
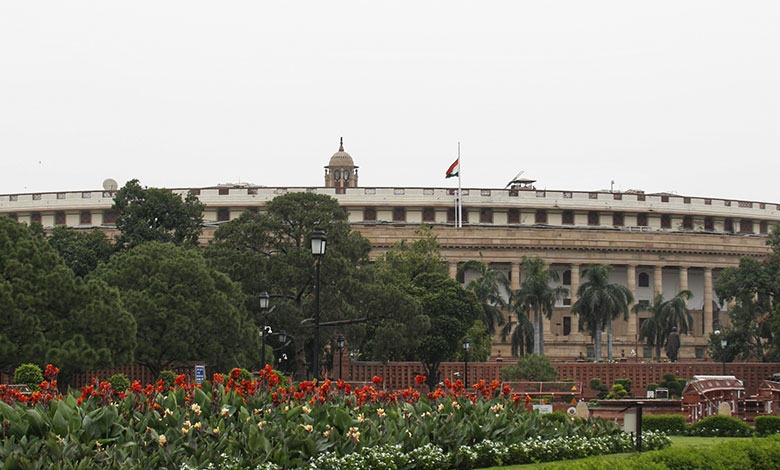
627 264 637 336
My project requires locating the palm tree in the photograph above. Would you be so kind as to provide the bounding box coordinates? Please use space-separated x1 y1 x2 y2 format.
633 290 694 360
571 265 634 361
513 257 568 356
500 306 534 357
457 259 509 334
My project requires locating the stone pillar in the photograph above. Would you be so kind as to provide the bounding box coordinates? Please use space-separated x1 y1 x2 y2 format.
627 264 637 336
449 262 458 280
679 266 689 293
653 265 663 297
570 263 580 303
511 262 520 291
704 268 713 335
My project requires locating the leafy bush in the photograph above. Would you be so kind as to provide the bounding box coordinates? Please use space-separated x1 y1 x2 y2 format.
614 378 632 396
642 414 687 435
755 415 780 436
688 414 754 437
606 384 628 399
590 378 608 399
541 411 570 425
646 382 658 392
108 373 130 394
13 363 43 391
500 354 558 382
158 369 176 389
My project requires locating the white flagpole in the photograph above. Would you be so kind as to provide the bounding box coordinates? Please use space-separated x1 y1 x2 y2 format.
457 142 462 228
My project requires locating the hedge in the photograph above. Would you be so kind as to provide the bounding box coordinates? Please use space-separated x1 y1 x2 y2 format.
642 414 687 435
687 414 754 437
755 415 780 437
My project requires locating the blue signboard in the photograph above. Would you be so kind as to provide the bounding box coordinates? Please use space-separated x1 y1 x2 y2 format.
195 365 205 385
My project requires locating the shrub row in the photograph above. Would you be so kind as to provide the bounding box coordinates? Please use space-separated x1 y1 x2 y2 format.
545 435 780 470
644 414 774 438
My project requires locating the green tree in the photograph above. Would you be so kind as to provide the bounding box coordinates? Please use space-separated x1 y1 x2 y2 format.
500 354 558 382
206 192 415 379
513 257 567 356
571 265 633 361
0 218 135 384
48 226 115 277
500 302 534 357
112 179 204 249
94 242 250 378
454 320 492 362
457 258 508 334
633 291 694 361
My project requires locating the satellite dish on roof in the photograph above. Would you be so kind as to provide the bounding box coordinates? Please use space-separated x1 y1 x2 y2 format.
103 178 118 191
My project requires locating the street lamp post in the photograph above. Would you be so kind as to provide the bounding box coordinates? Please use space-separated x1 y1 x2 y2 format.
259 291 270 368
310 230 327 381
463 338 471 388
337 335 345 380
715 329 727 375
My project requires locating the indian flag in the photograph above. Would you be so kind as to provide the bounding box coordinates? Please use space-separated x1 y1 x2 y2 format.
445 158 459 178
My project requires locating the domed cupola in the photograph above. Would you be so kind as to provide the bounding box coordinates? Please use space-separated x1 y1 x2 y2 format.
324 137 359 191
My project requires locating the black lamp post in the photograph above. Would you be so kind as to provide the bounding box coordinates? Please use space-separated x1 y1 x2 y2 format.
311 230 327 381
463 338 471 388
714 329 727 375
259 291 270 368
337 335 345 380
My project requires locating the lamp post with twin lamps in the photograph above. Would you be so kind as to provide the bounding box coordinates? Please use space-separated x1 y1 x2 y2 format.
259 291 275 369
463 338 471 388
310 230 327 381
337 335 345 380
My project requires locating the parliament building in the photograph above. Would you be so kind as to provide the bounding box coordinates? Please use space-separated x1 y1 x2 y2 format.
2 141 778 361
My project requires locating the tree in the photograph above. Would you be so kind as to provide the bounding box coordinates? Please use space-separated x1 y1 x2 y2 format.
500 354 558 382
112 179 204 249
500 300 534 357
571 265 633 361
93 242 250 378
457 258 508 334
513 257 567 356
0 217 135 384
453 320 492 362
206 192 416 379
48 226 115 277
633 291 694 361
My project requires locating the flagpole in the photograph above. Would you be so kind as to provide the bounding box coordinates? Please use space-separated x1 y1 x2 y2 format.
457 142 462 229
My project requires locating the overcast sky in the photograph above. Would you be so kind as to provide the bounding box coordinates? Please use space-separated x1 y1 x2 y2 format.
1 1 778 202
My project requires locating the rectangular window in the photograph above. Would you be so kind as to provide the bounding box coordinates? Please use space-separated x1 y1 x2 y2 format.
562 210 574 225
760 221 768 234
587 346 595 358
481 189 491 196
705 199 712 205
103 210 118 225
81 192 91 199
480 208 493 223
661 214 671 228
587 211 599 226
9 195 18 201
563 298 571 306
695 347 705 359
422 207 435 222
724 218 734 232
759 203 766 209
563 317 571 336
536 190 546 198
739 219 754 233
364 188 376 195
80 211 91 225
31 212 41 224
683 197 691 204
643 347 653 358
661 195 669 203
508 189 518 197
724 200 731 207
589 192 598 199
423 188 434 195
612 212 624 227
55 211 66 225
57 192 66 200
535 210 547 224
393 207 406 221
217 208 230 222
447 208 469 223
218 188 229 195
637 213 648 227
247 188 257 195
613 193 622 200
508 209 520 224
364 208 376 221
704 217 714 231
683 215 693 229
33 194 41 201
394 189 405 195
637 194 646 201
563 192 572 199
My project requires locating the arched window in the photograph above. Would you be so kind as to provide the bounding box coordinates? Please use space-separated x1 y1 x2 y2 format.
563 270 571 286
638 272 650 288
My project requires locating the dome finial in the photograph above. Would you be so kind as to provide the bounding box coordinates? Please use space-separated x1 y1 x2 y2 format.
339 137 344 152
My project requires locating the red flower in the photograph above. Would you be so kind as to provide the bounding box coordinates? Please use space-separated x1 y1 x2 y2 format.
502 385 511 396
230 368 242 380
212 373 225 385
525 394 532 404
372 376 383 386
44 365 59 381
414 375 426 385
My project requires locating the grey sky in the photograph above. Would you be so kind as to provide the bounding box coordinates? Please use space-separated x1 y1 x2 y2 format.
1 1 778 202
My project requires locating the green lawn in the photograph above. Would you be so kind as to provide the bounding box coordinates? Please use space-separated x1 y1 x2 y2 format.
477 436 753 470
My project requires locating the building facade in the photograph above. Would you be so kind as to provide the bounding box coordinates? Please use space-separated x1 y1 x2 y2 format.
2 142 778 361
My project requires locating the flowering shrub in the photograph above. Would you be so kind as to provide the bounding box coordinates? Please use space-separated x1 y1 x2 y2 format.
0 367 669 469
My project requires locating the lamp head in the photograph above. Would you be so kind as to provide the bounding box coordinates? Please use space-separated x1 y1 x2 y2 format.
259 291 270 310
310 230 327 257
